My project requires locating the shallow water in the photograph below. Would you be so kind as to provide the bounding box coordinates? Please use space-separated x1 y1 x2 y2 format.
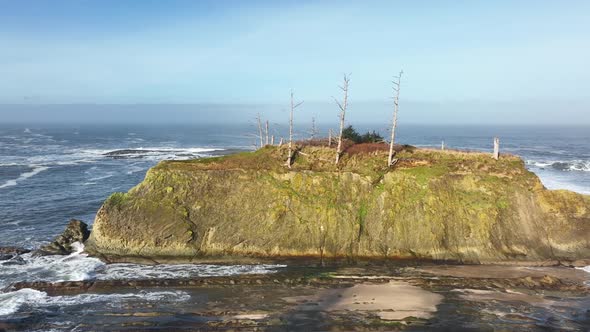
0 243 286 318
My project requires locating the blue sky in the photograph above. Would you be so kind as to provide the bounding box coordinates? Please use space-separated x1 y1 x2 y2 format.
1 1 589 123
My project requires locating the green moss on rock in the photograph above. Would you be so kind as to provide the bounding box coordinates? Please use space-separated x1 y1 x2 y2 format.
85 146 590 263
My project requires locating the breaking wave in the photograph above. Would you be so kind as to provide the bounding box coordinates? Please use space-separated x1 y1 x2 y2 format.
0 165 49 189
526 160 590 172
0 243 284 316
101 147 224 161
0 288 190 316
0 147 225 169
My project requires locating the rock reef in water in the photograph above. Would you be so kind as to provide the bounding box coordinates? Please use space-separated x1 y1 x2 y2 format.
85 145 590 263
38 219 90 255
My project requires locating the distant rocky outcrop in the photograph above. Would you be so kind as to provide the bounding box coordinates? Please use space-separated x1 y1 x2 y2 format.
85 145 590 263
38 219 90 255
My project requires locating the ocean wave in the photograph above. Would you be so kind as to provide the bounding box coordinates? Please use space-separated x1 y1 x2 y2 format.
0 244 283 316
526 160 590 172
0 288 190 316
0 288 46 316
0 251 285 287
125 164 146 175
1 243 284 286
0 165 49 189
99 263 286 280
0 146 226 169
102 147 224 160
0 243 104 290
87 173 115 182
577 266 590 286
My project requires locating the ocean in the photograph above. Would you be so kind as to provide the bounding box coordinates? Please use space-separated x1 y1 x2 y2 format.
0 123 589 327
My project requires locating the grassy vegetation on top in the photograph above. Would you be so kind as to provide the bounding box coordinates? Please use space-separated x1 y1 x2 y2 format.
154 142 534 184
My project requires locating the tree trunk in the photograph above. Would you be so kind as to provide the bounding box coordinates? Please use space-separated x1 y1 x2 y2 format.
265 120 269 146
256 113 264 148
335 74 350 165
287 94 294 168
493 137 500 160
388 70 403 167
287 90 303 168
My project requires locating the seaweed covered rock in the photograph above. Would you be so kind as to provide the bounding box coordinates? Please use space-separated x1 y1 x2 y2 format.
85 145 590 263
38 219 90 255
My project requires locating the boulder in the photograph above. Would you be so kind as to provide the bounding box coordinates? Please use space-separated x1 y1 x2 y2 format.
37 219 90 255
0 246 31 261
0 247 31 261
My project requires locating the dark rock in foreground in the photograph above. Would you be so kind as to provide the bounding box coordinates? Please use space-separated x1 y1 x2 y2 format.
0 246 30 261
37 219 90 255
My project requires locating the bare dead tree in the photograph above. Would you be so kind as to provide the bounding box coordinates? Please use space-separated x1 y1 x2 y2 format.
493 137 500 160
265 120 270 146
271 135 275 145
334 74 351 165
256 113 264 148
441 140 445 150
328 129 333 147
279 137 284 147
309 117 318 140
388 70 403 167
287 90 304 168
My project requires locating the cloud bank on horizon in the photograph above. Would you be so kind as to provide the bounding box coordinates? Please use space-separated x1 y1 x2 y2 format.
0 0 589 124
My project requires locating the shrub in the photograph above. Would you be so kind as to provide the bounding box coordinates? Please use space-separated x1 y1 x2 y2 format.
342 125 383 143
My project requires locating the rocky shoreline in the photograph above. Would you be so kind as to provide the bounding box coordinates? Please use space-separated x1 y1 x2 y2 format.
1 219 589 330
2 262 589 330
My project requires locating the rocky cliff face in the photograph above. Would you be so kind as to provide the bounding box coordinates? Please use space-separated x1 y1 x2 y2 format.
85 146 590 263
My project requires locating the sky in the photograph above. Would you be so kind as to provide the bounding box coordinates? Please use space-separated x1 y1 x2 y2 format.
0 0 589 124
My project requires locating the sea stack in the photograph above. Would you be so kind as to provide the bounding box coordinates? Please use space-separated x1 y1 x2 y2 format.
85 145 590 264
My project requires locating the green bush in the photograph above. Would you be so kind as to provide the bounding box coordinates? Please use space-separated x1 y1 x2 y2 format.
342 125 383 143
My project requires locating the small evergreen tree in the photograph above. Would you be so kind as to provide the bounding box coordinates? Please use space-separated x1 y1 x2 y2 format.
360 130 383 143
342 125 383 143
342 125 361 143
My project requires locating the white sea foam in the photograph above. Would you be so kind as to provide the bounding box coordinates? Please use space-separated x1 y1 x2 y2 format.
0 165 49 189
98 147 225 163
0 288 46 316
526 159 590 172
0 288 190 316
1 243 284 288
533 173 590 195
125 164 146 175
0 243 284 316
576 266 590 286
1 146 225 171
0 242 104 289
99 263 286 280
87 173 115 182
